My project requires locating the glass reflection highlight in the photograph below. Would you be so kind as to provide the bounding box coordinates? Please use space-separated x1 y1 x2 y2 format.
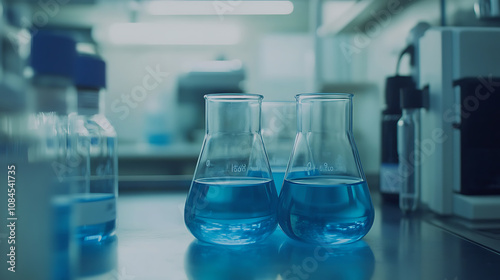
185 235 281 280
278 240 375 280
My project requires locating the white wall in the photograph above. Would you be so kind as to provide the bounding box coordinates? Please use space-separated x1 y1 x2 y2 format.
97 5 310 144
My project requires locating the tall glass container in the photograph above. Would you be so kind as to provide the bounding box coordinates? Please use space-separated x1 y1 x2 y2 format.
397 88 423 213
1 31 80 280
74 54 118 277
185 94 278 245
278 93 374 245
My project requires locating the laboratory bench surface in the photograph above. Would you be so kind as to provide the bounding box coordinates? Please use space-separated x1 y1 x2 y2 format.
114 191 500 280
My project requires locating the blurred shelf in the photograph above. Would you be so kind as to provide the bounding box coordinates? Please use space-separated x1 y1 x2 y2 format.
118 143 199 180
318 0 419 36
322 82 377 93
118 142 201 159
119 175 192 191
318 0 373 36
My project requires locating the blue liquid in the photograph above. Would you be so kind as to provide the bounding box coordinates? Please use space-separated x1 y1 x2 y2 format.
185 177 278 245
278 176 374 245
74 193 116 239
74 193 117 276
271 167 286 193
78 234 117 277
52 196 73 280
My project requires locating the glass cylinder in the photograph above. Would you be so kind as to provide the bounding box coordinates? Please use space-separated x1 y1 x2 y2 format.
278 93 374 245
398 108 421 212
184 94 278 245
74 54 118 277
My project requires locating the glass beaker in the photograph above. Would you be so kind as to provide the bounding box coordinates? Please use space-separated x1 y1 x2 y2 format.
261 101 296 192
278 93 374 245
184 94 278 245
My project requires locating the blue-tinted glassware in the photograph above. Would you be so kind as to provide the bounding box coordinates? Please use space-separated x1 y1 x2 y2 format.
185 94 278 245
74 55 118 277
278 93 375 245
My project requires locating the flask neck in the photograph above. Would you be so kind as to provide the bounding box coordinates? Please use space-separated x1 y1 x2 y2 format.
205 94 262 134
297 94 353 134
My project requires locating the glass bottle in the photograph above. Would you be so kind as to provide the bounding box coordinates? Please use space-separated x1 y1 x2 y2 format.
278 93 374 245
0 6 47 279
0 84 66 280
5 31 79 280
380 76 415 202
30 31 83 280
185 94 278 245
397 88 423 213
74 54 118 277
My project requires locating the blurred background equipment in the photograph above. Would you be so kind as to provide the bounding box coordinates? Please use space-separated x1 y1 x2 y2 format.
177 58 245 143
474 0 500 19
379 75 415 202
418 27 500 220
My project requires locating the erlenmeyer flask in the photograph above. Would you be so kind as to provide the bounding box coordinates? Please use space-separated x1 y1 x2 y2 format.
278 93 374 245
185 94 278 245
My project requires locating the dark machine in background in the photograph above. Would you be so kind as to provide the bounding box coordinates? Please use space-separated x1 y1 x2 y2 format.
177 59 245 142
419 27 500 220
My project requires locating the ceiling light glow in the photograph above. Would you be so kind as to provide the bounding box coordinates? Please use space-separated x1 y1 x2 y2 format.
145 1 294 16
106 22 241 45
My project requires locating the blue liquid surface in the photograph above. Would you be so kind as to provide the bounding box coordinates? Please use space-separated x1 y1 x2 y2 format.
271 167 286 193
185 177 278 245
278 176 374 245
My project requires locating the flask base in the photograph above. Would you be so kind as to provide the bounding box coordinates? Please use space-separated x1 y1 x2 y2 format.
186 215 277 245
278 177 374 245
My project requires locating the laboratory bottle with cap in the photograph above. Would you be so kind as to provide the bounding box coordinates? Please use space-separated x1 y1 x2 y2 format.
28 31 82 279
398 88 423 213
74 54 118 277
0 10 59 279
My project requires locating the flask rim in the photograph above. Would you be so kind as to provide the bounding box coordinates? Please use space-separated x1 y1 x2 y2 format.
262 101 294 104
204 93 263 101
296 93 353 101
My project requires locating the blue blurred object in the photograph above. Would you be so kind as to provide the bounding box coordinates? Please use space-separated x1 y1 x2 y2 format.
74 54 118 277
31 31 77 78
74 54 106 89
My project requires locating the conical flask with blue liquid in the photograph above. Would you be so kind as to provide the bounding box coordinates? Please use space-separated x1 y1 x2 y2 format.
185 94 278 245
278 93 374 245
